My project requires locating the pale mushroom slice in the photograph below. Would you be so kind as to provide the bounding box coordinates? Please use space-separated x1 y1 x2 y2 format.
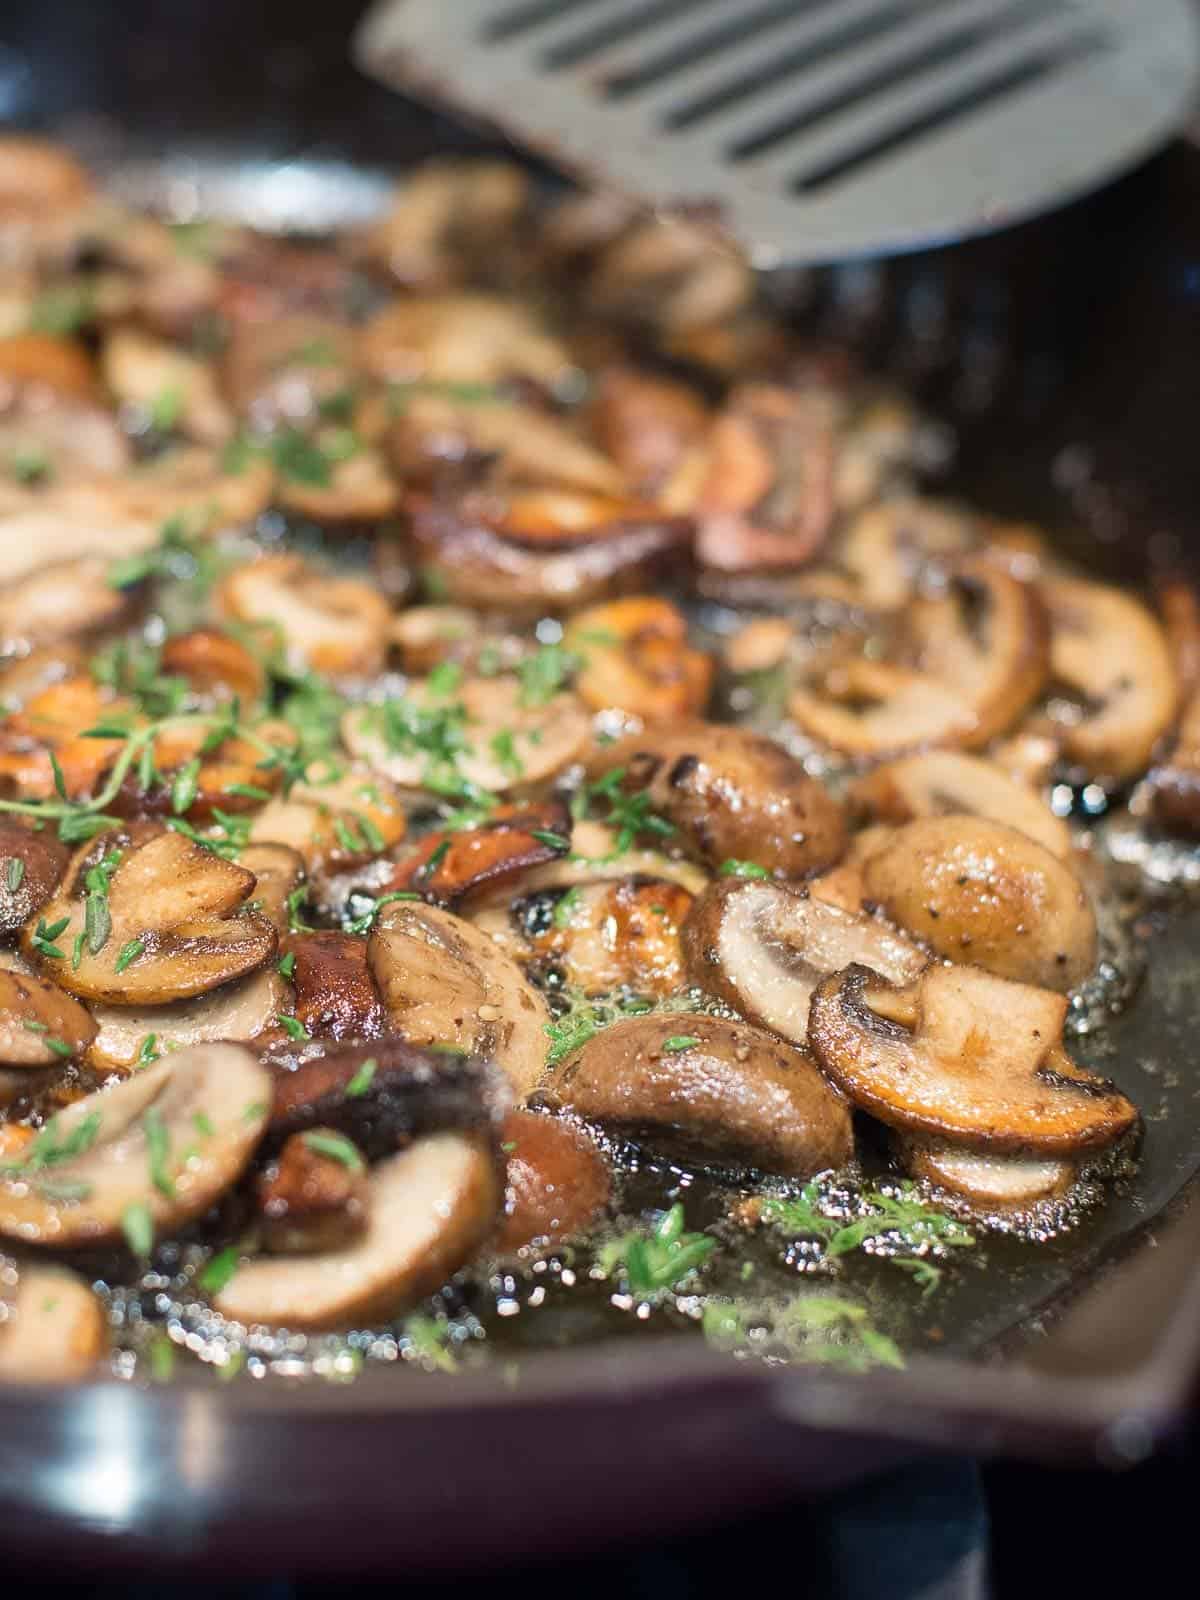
247 771 406 879
538 1012 852 1178
0 556 130 653
592 722 846 879
219 552 391 678
23 826 277 1005
238 843 306 934
87 967 288 1071
0 966 96 1067
369 901 550 1099
905 557 1049 748
899 1137 1076 1211
790 660 977 759
848 751 1071 859
214 1131 499 1331
1040 576 1178 782
256 1129 370 1257
359 292 574 392
101 327 232 445
0 1264 107 1382
860 816 1097 992
343 675 591 797
0 1042 272 1246
681 879 927 1046
808 963 1138 1156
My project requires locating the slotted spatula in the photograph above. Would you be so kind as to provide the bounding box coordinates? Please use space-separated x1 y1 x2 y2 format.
355 0 1200 265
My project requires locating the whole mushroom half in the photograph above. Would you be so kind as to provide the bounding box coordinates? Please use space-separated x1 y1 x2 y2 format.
860 815 1097 991
538 1012 852 1178
0 1042 272 1246
0 1262 107 1382
682 877 926 1045
808 963 1137 1156
592 722 847 879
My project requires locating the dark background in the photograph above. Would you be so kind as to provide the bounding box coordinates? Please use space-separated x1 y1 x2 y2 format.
0 0 1197 1592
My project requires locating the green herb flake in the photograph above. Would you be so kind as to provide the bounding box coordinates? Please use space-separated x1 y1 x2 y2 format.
277 952 296 980
197 1244 242 1295
303 1130 365 1172
143 1106 175 1200
719 859 771 880
345 1057 378 1098
114 938 146 975
277 1014 310 1042
598 1204 716 1294
136 1034 160 1069
4 857 24 893
531 829 569 851
553 886 582 928
122 1200 155 1258
662 1035 700 1053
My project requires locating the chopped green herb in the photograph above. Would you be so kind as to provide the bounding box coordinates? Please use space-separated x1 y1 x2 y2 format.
278 1014 310 1042
114 938 145 975
286 884 314 933
149 385 183 432
345 1057 378 1097
29 284 94 336
530 829 569 851
489 728 524 779
192 1110 215 1138
32 915 70 961
571 767 674 855
136 1035 160 1069
197 1245 242 1295
277 952 296 980
147 1332 176 1382
242 1101 267 1124
553 886 582 928
343 888 421 935
402 1314 458 1372
224 782 272 802
8 447 53 485
719 859 771 880
303 1130 364 1171
4 857 24 893
122 1200 154 1258
517 643 579 708
662 1035 700 1053
598 1204 716 1294
143 1106 175 1200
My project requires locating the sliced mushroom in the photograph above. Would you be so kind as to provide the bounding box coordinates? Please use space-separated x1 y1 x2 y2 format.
0 1264 106 1382
848 752 1071 859
693 385 836 572
219 553 391 677
110 445 275 529
808 824 896 914
588 366 709 497
0 966 96 1069
248 771 406 879
538 1012 852 1178
682 878 926 1045
564 597 713 721
808 963 1137 1155
1148 688 1200 831
377 800 572 907
0 332 96 401
904 557 1048 747
789 660 979 759
860 816 1096 991
238 843 305 933
24 826 277 1005
581 214 752 334
213 1130 499 1331
351 161 529 290
257 1129 370 1256
0 818 69 933
408 492 692 614
0 137 91 220
221 315 358 430
517 875 694 998
593 722 847 879
1039 577 1177 782
495 1109 611 1253
102 328 232 444
0 1042 272 1246
389 604 480 675
282 932 383 1042
359 293 574 392
369 901 550 1099
0 499 156 587
159 628 267 707
87 967 288 1071
343 675 590 797
0 555 130 653
276 446 400 524
899 1137 1076 1211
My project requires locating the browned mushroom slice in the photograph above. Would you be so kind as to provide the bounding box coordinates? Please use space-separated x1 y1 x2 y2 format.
808 824 896 914
238 844 306 934
248 773 406 879
0 818 69 933
0 137 92 220
266 1038 502 1159
102 328 232 444
215 1130 498 1330
0 1264 107 1382
592 722 847 879
0 967 96 1068
359 293 574 392
159 629 267 708
564 597 714 722
350 161 529 289
899 1137 1076 1211
281 932 384 1042
221 315 357 430
588 366 708 495
495 1109 612 1253
861 816 1096 991
87 968 288 1071
1039 577 1177 782
682 878 926 1045
808 963 1137 1155
343 676 590 797
257 1129 370 1256
539 1013 852 1178
581 214 753 334
800 498 977 612
693 385 836 573
23 826 277 1005
848 751 1071 859
0 1042 272 1246
276 447 400 524
789 660 977 759
110 444 275 530
1148 688 1200 831
376 800 572 907
369 901 550 1099
219 553 391 677
0 556 130 653
408 492 692 614
518 876 694 999
905 557 1048 747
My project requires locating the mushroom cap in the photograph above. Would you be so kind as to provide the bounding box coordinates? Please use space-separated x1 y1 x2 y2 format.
0 1264 107 1382
0 1042 272 1246
682 877 926 1045
518 875 693 999
86 966 287 1070
0 966 97 1067
593 721 847 879
214 1131 499 1331
369 901 550 1100
808 963 1138 1155
282 932 384 1043
24 826 278 1005
860 815 1097 992
495 1109 612 1253
539 1012 853 1178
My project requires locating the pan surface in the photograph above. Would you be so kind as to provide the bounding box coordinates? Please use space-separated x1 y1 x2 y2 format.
2 0 1200 1573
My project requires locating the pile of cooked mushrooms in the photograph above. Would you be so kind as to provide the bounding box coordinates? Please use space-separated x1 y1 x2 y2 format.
0 135 1180 1384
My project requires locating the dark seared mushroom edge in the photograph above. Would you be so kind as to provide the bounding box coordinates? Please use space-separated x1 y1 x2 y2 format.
0 134 1178 1387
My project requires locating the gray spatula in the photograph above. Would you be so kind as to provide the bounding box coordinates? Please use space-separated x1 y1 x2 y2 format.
355 0 1200 266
